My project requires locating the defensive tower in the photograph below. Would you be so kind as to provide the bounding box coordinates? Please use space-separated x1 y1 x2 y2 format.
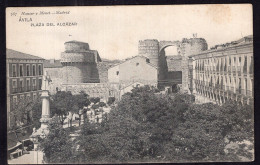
61 41 101 84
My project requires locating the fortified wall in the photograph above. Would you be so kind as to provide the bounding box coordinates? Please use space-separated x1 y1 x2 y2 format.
61 41 101 84
45 38 208 100
138 38 208 92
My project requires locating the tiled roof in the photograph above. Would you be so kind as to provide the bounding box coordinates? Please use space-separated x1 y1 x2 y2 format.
109 55 158 69
6 49 44 60
44 59 63 68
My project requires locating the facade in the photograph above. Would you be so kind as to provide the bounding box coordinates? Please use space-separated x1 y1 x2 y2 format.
118 82 145 100
61 41 101 84
108 56 158 85
108 37 208 92
6 49 44 127
43 59 63 94
189 35 253 105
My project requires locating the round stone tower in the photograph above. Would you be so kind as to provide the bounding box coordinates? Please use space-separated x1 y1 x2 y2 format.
179 38 208 56
180 38 208 93
61 41 101 84
138 39 159 67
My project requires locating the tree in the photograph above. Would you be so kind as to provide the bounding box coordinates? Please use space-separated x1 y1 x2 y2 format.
50 91 90 125
107 97 115 105
39 86 254 163
9 97 42 131
39 119 78 163
90 97 100 104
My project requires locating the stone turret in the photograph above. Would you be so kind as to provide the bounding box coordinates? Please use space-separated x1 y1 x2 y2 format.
138 39 159 67
61 41 101 84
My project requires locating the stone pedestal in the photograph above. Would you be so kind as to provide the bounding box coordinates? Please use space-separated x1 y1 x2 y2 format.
30 90 51 161
39 90 52 130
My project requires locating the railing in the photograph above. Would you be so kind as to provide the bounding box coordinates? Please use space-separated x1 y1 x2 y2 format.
226 86 229 91
32 86 37 91
25 86 31 92
11 88 18 93
241 89 245 95
247 90 252 97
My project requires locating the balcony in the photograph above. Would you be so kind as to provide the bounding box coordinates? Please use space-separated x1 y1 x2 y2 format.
241 89 246 95
236 89 242 94
25 86 31 92
17 87 25 93
237 71 241 76
32 86 37 91
226 86 229 91
247 90 252 97
11 88 18 94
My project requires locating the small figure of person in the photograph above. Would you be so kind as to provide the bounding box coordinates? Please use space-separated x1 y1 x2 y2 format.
79 109 83 126
68 111 73 127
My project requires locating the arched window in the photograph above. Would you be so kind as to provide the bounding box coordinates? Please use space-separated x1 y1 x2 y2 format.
243 56 247 73
38 65 42 75
249 56 253 74
33 65 36 76
26 65 30 76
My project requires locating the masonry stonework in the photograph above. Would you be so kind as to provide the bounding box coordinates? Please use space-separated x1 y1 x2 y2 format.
60 41 101 84
137 37 207 92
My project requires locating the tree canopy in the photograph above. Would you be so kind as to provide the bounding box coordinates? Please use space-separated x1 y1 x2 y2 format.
41 86 254 163
50 91 90 124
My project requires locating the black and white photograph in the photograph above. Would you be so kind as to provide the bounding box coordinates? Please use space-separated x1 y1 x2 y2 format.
6 4 254 164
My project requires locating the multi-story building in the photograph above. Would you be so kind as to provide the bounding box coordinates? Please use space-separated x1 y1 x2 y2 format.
6 49 44 128
189 35 253 105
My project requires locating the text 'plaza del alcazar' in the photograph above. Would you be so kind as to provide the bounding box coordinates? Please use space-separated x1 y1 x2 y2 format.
7 35 254 126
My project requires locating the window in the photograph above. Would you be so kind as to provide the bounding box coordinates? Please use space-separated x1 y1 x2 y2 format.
19 80 23 87
32 79 36 90
116 71 119 75
239 78 242 94
38 65 42 75
39 79 42 90
33 94 37 100
19 80 23 92
20 95 24 100
243 56 247 73
26 65 30 76
249 56 253 74
12 80 17 88
19 65 23 76
26 79 30 91
12 64 16 77
13 96 17 104
245 78 247 93
32 65 36 76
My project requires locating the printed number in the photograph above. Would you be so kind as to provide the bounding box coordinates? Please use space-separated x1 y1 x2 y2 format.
11 12 17 16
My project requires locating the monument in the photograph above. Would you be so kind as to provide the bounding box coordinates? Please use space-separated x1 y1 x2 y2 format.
30 71 52 163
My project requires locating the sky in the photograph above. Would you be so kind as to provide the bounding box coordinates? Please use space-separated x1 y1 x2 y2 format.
6 4 253 60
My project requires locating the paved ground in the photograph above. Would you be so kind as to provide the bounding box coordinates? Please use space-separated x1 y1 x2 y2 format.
8 150 44 164
8 119 80 164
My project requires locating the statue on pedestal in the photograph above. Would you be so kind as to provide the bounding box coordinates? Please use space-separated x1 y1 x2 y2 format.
30 71 52 162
